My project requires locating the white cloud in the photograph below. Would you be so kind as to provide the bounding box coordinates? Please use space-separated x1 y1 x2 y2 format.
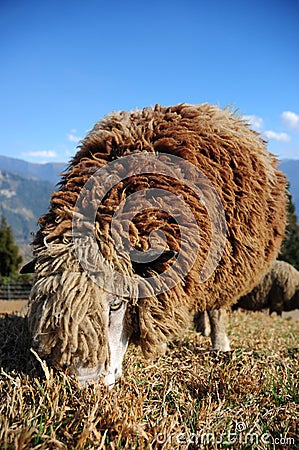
263 130 291 142
243 114 264 130
67 131 82 143
22 150 57 158
281 111 299 132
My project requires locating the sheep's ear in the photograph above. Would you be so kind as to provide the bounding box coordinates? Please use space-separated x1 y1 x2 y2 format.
131 249 177 275
20 258 37 274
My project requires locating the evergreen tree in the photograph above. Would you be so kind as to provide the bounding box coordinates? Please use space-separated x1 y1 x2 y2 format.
0 216 23 277
279 190 299 270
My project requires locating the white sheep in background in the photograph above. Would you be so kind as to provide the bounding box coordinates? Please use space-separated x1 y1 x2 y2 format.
235 260 299 315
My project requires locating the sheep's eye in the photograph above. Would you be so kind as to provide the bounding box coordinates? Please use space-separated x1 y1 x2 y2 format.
109 298 124 312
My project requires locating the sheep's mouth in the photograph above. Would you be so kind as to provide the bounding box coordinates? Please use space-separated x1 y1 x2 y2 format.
73 365 122 389
73 365 103 387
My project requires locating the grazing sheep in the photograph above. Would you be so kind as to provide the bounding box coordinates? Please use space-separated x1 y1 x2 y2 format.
194 261 299 337
235 260 299 315
21 103 287 387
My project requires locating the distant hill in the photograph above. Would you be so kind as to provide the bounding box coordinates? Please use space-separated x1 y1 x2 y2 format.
0 155 66 184
0 170 54 258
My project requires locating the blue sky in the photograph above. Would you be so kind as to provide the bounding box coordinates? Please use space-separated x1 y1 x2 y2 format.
0 0 298 163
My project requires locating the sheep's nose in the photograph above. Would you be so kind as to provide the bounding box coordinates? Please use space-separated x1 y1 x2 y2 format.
104 372 116 390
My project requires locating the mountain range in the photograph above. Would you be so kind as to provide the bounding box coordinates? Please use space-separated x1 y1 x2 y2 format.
0 155 298 259
0 155 66 184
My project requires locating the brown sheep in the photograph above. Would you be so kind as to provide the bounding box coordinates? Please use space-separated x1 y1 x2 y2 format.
21 103 287 387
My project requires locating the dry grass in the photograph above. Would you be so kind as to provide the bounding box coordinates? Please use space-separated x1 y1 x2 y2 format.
0 301 28 315
0 310 298 449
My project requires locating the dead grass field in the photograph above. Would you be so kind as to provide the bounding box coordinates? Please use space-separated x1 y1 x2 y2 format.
0 300 28 315
0 308 298 449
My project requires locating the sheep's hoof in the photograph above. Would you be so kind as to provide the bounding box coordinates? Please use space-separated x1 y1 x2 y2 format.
211 335 231 352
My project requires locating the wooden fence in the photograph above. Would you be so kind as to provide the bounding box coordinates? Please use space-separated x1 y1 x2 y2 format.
0 282 32 300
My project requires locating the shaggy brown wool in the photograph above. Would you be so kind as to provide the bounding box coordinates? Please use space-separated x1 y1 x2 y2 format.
236 260 299 314
28 103 287 368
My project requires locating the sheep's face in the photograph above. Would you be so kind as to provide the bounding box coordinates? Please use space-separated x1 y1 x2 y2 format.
74 293 131 389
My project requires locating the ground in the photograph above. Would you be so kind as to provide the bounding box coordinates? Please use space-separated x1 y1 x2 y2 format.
0 302 298 449
0 299 28 314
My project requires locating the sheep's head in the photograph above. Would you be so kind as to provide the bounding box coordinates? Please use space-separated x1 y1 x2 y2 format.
71 247 179 388
22 247 177 389
284 288 299 312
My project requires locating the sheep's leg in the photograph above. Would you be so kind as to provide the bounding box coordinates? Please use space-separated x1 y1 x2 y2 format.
207 309 231 351
193 311 211 336
269 284 284 315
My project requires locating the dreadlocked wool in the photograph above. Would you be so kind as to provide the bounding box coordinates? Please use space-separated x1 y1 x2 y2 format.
28 103 287 369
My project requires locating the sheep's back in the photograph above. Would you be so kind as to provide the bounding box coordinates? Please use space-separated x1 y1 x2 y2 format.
34 103 287 313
